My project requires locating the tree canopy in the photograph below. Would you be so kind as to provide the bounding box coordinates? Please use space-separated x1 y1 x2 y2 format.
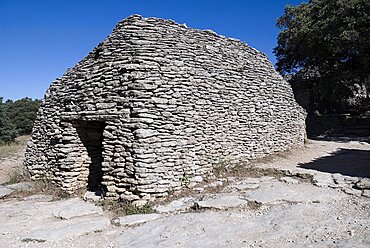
0 98 18 143
0 97 41 143
274 0 370 113
6 98 41 135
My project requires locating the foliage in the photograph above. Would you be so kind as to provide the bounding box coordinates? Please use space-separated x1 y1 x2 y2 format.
5 98 41 135
0 97 18 143
0 97 40 142
274 0 370 113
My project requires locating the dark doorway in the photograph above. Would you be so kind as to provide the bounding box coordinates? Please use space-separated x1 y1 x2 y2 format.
73 120 106 192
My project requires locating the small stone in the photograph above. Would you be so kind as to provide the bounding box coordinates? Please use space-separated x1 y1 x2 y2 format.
205 181 224 188
281 177 299 184
0 187 14 199
227 177 237 182
313 173 334 187
355 179 370 190
193 187 204 193
362 190 370 198
191 176 203 183
232 183 260 191
132 200 148 208
134 129 158 139
83 191 103 202
155 197 195 213
342 188 362 196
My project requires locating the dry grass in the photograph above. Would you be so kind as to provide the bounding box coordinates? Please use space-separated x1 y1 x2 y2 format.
0 135 29 159
4 166 30 185
6 179 72 200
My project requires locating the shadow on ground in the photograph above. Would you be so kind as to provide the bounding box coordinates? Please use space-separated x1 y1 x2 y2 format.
298 148 370 178
311 136 370 145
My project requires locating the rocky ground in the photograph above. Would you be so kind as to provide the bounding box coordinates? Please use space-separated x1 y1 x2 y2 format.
0 138 369 248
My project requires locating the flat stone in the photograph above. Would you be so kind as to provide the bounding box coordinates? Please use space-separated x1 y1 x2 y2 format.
259 176 276 182
52 198 103 219
355 179 370 190
362 190 370 198
280 177 299 184
5 182 35 191
312 173 334 187
193 187 204 193
342 187 363 196
237 177 261 184
0 187 14 199
118 213 162 226
231 183 260 191
116 202 369 248
22 216 110 242
197 195 248 209
83 191 103 202
155 197 195 213
23 194 53 202
204 181 224 188
134 129 158 139
132 199 148 207
244 181 343 204
332 173 346 185
191 176 203 183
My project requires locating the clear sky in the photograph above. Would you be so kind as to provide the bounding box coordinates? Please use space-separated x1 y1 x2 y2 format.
0 0 304 100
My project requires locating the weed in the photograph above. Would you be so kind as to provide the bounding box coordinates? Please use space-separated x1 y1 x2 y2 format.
213 159 228 176
181 171 190 188
97 199 156 217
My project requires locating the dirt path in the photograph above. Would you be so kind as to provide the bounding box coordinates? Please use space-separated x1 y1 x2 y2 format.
0 138 369 247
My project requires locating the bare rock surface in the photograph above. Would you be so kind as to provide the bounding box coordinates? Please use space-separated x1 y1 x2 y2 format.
5 181 35 191
244 180 343 205
280 176 299 184
0 187 14 199
52 198 103 220
118 213 162 226
22 216 110 242
155 197 195 213
115 200 369 248
0 138 369 247
197 194 249 209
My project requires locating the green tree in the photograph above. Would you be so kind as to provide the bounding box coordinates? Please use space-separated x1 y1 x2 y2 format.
274 0 370 113
0 97 18 143
5 98 41 135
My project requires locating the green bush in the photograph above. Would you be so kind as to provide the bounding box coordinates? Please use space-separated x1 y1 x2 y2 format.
0 97 41 142
0 97 18 143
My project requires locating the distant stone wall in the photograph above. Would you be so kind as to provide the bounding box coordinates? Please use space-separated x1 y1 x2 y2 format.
25 15 306 200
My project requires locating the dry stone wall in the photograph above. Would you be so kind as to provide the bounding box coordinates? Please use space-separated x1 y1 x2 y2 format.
25 15 306 200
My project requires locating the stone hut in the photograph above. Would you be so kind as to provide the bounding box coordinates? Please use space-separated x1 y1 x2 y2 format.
25 15 306 200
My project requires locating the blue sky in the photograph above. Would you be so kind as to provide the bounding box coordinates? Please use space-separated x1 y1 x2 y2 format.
0 0 303 100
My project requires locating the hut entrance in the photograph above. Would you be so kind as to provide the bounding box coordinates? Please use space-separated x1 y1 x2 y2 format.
74 120 106 192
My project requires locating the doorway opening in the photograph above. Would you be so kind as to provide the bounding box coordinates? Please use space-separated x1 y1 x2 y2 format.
73 120 106 193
